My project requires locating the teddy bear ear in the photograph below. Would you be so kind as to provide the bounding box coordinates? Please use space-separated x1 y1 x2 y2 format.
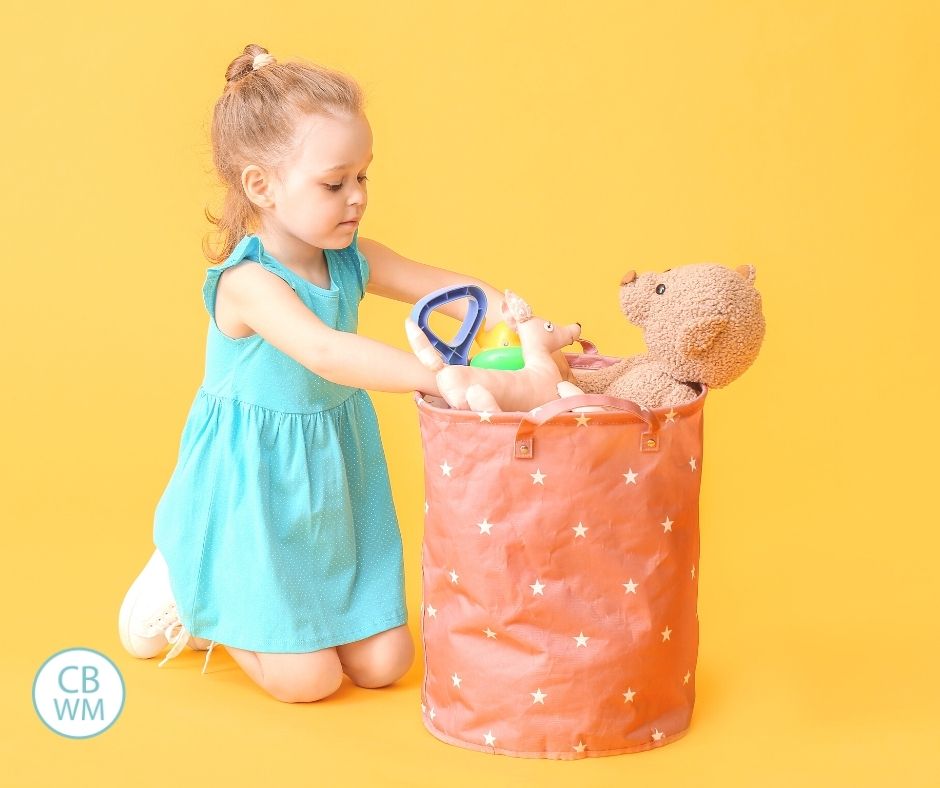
679 315 729 358
735 264 756 284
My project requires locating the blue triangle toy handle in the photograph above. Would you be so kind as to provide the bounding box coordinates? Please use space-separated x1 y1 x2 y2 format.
409 285 488 366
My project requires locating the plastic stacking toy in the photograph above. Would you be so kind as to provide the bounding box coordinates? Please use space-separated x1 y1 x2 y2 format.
470 320 524 370
409 285 488 366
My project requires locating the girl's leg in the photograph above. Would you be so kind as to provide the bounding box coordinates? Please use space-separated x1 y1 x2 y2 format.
225 646 344 703
335 625 414 689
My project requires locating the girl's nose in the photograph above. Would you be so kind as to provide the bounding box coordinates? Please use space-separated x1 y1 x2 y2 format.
349 184 367 204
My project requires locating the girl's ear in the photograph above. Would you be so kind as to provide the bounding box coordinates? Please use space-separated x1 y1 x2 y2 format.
241 164 275 209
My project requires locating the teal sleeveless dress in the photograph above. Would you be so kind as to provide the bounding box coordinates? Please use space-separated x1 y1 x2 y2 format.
153 230 407 653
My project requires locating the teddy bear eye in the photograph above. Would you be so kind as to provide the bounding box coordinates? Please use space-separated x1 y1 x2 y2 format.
543 321 555 332
655 284 666 295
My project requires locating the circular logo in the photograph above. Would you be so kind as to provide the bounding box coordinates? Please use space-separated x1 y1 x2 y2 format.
33 648 125 738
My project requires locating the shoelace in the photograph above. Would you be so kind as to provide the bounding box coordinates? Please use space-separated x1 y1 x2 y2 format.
158 621 217 674
157 621 190 667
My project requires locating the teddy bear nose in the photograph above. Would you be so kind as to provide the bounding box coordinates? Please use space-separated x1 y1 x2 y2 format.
620 271 637 286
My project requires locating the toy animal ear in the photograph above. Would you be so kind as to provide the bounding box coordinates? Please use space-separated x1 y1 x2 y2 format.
735 264 756 284
501 293 518 330
501 289 532 328
680 315 728 358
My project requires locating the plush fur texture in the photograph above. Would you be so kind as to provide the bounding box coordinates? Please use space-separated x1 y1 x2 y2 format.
573 264 766 409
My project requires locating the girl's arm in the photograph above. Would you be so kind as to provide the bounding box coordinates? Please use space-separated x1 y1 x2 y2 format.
358 237 506 331
219 262 442 395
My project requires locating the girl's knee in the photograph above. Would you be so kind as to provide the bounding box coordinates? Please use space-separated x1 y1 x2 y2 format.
261 651 344 703
268 670 343 703
340 626 414 689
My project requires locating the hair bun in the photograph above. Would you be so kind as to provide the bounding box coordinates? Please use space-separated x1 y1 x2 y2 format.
225 44 274 85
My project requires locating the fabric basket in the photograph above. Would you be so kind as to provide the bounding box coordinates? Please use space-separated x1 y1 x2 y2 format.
414 348 707 759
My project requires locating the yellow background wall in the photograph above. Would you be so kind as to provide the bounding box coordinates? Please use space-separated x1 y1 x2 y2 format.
2 1 937 785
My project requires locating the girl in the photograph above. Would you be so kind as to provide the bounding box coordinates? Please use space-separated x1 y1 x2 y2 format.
118 44 508 703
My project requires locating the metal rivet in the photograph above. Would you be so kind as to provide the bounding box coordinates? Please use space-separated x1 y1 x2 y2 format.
646 439 657 448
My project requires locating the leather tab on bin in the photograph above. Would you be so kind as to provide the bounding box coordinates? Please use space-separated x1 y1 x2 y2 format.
515 437 534 460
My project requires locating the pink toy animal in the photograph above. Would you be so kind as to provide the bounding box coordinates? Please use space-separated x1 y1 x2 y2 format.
406 290 585 412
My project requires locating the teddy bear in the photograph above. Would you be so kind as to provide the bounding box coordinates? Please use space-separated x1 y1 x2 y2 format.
572 264 766 409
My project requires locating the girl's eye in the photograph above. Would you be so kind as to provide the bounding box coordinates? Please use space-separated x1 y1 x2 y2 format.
325 175 369 193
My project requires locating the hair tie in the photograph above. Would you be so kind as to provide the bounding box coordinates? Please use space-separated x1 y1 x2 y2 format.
252 53 275 71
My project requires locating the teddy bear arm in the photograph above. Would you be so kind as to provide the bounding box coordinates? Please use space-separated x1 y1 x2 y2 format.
604 365 699 410
570 356 641 394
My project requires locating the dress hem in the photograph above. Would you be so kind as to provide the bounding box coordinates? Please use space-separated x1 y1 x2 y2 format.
184 608 409 654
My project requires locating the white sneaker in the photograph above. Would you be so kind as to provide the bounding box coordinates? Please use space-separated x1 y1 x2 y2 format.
118 549 209 659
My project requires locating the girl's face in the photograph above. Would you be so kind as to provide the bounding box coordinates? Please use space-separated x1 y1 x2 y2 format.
263 111 373 249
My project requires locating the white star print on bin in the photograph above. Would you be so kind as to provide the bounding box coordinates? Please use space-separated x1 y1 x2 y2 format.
426 605 437 619
449 569 459 584
573 632 590 647
661 626 672 642
529 579 546 596
575 414 590 426
530 688 548 704
689 457 697 471
623 579 639 594
661 516 674 533
573 740 587 753
531 469 547 485
477 518 493 535
440 460 453 477
572 522 588 538
452 673 462 688
623 688 636 703
483 627 497 639
483 731 496 746
478 410 492 422
623 468 638 484
652 729 665 742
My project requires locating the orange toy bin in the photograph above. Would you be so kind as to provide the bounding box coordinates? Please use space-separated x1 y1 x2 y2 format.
414 348 707 759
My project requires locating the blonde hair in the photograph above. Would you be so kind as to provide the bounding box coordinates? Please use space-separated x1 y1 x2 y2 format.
203 44 365 263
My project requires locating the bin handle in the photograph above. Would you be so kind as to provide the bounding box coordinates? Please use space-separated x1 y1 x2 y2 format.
513 394 660 459
570 338 598 354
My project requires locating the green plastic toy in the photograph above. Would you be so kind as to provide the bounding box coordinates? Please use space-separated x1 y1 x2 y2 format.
470 346 524 370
